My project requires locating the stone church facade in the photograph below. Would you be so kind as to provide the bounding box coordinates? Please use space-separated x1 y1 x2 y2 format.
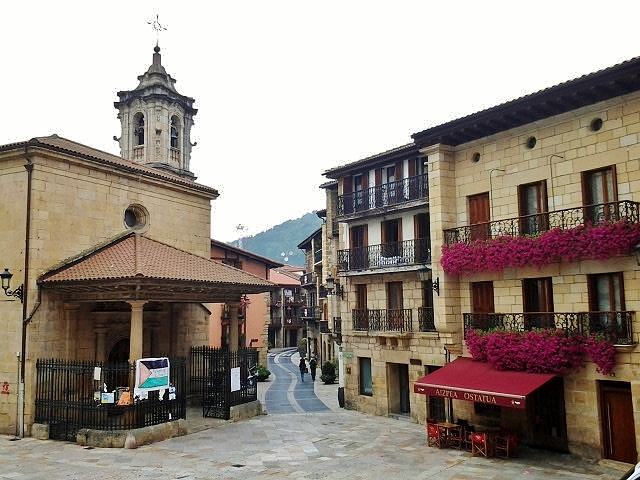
0 46 272 437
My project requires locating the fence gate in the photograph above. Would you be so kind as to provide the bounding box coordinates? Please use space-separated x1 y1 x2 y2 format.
189 347 258 419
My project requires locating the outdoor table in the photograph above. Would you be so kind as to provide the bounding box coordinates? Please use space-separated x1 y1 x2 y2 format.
437 422 462 448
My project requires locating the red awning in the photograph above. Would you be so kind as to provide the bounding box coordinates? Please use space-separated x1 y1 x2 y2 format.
413 357 555 409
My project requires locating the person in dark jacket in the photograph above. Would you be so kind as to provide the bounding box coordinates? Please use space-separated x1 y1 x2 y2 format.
298 357 306 382
309 357 318 381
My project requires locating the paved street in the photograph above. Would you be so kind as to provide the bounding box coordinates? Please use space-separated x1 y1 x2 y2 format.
0 349 629 479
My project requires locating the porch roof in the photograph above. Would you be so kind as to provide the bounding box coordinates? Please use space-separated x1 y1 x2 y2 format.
38 233 276 302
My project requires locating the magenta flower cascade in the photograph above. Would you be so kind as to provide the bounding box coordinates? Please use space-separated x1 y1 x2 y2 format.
441 221 640 275
465 328 617 376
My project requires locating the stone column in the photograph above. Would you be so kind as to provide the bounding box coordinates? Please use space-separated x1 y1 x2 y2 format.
127 300 147 362
229 303 240 353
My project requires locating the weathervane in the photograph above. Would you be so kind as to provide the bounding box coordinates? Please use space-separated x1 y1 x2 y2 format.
147 14 167 46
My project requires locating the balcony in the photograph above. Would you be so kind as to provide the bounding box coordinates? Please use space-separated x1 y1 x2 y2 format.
299 306 322 319
338 173 428 216
418 307 436 332
319 321 330 333
441 201 640 275
463 311 634 346
300 272 316 287
337 238 430 272
352 308 413 333
444 200 640 245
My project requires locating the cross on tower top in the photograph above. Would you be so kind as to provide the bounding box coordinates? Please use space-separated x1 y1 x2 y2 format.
147 14 167 47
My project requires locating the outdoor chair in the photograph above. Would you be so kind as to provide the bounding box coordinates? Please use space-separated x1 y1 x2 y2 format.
471 432 490 457
427 422 443 448
447 425 464 449
494 431 517 458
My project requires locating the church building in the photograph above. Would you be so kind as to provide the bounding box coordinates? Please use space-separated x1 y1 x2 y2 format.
0 44 272 438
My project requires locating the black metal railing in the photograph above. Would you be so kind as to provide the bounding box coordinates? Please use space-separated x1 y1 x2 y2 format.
35 358 186 441
337 238 431 272
319 320 330 333
352 308 413 332
463 311 634 345
418 307 436 332
300 272 316 287
189 347 258 419
338 173 428 216
333 317 342 335
300 306 322 319
444 200 640 245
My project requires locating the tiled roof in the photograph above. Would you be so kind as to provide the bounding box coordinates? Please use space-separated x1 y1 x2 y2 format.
0 135 218 198
39 233 274 289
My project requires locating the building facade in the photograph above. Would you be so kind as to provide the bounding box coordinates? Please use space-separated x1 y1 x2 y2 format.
323 57 640 464
0 46 273 437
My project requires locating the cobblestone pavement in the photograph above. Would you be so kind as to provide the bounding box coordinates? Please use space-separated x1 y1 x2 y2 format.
0 350 629 480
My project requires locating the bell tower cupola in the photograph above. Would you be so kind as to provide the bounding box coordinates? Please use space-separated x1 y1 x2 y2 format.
114 44 197 179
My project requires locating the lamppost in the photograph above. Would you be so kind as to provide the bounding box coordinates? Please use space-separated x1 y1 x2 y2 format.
325 273 345 408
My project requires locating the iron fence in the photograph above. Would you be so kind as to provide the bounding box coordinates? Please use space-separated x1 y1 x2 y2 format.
463 311 634 345
34 358 186 442
189 347 257 419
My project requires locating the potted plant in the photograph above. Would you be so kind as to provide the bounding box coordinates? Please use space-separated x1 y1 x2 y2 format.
256 365 271 382
320 360 336 384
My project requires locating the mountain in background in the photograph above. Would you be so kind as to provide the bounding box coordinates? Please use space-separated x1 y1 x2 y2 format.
226 212 323 265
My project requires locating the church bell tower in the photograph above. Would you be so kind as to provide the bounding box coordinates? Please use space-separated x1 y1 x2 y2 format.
114 44 197 179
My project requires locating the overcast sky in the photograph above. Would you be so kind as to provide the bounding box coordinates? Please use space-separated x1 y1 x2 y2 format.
4 1 640 242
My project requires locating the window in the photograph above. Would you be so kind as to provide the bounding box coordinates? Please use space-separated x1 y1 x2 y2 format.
124 204 149 231
133 113 145 146
471 281 494 330
170 116 180 148
588 273 627 342
349 225 368 270
522 278 554 329
359 357 372 395
353 174 368 211
353 284 368 330
582 166 617 224
387 282 404 330
468 192 490 241
381 218 401 258
518 181 548 235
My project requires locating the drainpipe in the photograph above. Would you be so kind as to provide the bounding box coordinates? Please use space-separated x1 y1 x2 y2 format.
17 145 34 438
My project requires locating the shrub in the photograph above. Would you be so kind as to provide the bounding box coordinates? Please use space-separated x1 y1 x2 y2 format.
320 361 336 384
256 365 271 381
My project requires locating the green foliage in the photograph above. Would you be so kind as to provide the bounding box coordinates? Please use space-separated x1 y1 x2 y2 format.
228 212 323 264
256 365 271 381
320 360 336 384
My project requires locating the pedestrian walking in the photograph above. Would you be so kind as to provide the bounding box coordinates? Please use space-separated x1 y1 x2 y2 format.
309 357 317 381
299 356 307 382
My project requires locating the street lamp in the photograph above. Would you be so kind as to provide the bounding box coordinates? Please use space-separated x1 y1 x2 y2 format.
325 272 345 408
1 268 23 303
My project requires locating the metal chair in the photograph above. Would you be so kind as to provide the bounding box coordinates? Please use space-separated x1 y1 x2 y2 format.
471 432 490 457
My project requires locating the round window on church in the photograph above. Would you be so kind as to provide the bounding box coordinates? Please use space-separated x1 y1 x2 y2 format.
124 204 149 231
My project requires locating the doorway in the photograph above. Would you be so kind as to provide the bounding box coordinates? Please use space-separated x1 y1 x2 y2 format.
600 381 637 463
388 363 410 416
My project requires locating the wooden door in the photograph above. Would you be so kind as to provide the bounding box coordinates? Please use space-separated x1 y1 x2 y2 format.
522 277 554 329
387 281 403 330
600 381 637 463
350 225 368 270
471 282 494 330
468 192 490 240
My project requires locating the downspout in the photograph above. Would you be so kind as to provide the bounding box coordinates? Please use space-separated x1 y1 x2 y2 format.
18 145 35 438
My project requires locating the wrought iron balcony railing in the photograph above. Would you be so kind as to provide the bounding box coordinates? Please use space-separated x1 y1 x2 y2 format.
444 200 640 245
338 173 428 216
299 306 322 319
319 320 330 333
418 307 436 332
338 238 430 272
333 317 342 334
463 311 634 346
352 308 413 333
300 272 316 287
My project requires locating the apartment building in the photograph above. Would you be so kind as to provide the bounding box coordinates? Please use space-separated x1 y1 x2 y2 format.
322 56 640 464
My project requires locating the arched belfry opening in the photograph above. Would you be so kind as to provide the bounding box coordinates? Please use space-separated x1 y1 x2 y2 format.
114 45 197 179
